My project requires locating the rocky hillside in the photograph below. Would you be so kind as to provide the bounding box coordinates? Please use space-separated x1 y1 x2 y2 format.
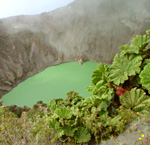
0 0 150 97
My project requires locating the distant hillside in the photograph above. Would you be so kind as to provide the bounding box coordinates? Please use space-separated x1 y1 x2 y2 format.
0 0 150 97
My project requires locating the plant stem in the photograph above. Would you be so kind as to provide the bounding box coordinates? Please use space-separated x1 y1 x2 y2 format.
111 82 119 88
142 50 150 57
129 78 133 88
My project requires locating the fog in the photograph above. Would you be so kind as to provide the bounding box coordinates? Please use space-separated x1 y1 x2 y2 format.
0 0 74 19
0 0 150 98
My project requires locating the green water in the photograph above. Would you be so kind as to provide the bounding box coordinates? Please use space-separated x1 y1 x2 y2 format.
2 62 98 107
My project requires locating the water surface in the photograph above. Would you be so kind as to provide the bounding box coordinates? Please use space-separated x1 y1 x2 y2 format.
2 62 98 107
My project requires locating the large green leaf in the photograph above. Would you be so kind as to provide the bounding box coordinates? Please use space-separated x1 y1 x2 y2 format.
49 119 64 141
49 119 60 129
81 97 93 108
65 91 84 106
97 101 109 112
98 112 110 125
88 63 111 97
108 115 124 133
62 126 77 137
131 35 150 50
140 63 150 93
93 96 103 107
87 80 107 96
109 54 142 85
54 108 72 119
65 91 79 101
48 99 57 113
91 63 109 85
120 44 139 54
74 127 91 143
120 88 150 113
141 59 150 70
146 30 150 35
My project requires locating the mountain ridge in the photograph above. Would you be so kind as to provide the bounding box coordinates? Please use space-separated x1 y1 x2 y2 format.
0 0 150 97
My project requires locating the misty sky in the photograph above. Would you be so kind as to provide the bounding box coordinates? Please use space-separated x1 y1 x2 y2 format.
0 0 74 19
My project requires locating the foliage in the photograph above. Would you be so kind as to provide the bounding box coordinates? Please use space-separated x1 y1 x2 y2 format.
91 63 110 85
0 106 62 145
140 63 150 93
109 33 150 88
74 127 91 143
54 107 72 119
87 30 150 141
87 63 111 96
120 44 139 54
119 88 150 114
109 54 142 85
131 35 150 51
146 30 150 35
1 31 150 144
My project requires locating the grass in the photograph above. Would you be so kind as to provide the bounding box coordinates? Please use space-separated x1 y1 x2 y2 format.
99 116 150 145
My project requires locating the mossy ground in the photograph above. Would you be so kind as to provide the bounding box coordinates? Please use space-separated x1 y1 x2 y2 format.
99 117 150 145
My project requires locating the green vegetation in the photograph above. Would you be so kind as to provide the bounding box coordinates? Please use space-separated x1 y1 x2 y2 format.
0 30 150 144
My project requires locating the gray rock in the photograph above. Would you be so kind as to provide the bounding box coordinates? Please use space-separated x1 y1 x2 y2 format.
0 0 150 97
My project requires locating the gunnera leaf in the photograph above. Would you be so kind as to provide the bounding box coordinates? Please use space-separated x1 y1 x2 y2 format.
87 80 106 95
88 63 111 96
120 44 139 54
91 63 110 85
120 88 150 113
146 30 150 35
140 63 150 93
48 99 57 113
109 54 142 85
62 126 78 137
54 107 72 119
131 35 150 50
81 97 93 109
74 127 91 143
65 91 79 101
49 119 60 129
49 119 64 139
